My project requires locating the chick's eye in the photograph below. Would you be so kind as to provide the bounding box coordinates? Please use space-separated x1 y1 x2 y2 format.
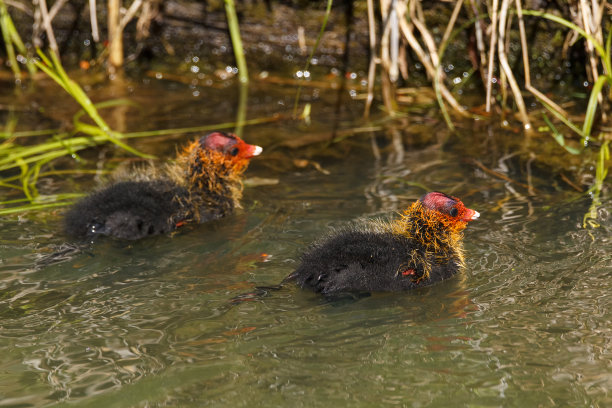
450 207 459 217
229 147 239 156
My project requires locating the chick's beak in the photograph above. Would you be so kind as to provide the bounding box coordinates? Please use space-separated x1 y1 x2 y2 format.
462 208 480 222
243 144 263 158
252 145 263 156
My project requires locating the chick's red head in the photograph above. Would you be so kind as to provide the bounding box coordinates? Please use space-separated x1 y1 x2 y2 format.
419 191 480 224
199 132 262 161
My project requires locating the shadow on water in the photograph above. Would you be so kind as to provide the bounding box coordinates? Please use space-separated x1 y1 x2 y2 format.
0 78 610 407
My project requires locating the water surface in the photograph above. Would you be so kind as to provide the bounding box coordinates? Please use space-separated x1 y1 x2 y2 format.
0 79 610 407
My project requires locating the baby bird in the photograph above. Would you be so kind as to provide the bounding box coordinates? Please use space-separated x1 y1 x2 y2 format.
285 192 479 295
64 132 262 240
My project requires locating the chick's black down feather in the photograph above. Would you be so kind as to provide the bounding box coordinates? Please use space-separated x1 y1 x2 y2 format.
287 230 459 295
64 181 189 240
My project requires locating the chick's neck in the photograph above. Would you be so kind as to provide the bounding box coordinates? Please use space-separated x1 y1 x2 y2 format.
170 143 249 217
391 201 466 265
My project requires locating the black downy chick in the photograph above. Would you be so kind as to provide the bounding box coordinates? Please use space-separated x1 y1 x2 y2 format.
285 192 479 295
64 132 262 240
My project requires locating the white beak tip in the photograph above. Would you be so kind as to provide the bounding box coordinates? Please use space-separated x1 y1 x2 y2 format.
252 145 263 156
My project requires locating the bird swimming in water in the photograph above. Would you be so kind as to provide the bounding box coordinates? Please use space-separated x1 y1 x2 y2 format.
64 131 262 240
285 191 479 295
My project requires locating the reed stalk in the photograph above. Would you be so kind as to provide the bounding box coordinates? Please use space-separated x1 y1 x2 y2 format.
37 0 60 54
224 0 248 84
514 6 611 226
234 83 248 137
107 0 123 72
293 0 334 117
432 0 466 130
396 1 467 117
364 0 377 117
88 0 100 42
485 0 499 112
498 0 531 130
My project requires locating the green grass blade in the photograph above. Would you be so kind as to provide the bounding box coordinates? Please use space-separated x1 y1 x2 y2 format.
0 202 74 215
540 100 585 137
34 49 154 159
583 141 610 228
3 3 36 75
0 194 84 207
0 148 88 172
15 157 31 200
70 97 154 158
33 58 69 94
35 47 52 66
121 115 282 139
0 197 33 205
0 180 22 190
595 141 609 189
0 113 281 173
0 129 62 139
25 164 40 198
0 1 20 79
542 113 583 155
38 169 109 178
72 99 139 124
582 75 612 139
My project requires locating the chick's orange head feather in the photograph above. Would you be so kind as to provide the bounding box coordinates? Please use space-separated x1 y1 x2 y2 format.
419 191 479 225
199 132 262 161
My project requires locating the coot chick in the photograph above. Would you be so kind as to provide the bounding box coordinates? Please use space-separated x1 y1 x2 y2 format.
65 132 262 240
285 192 479 295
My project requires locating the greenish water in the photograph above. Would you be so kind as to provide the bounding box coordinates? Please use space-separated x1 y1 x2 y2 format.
0 79 610 407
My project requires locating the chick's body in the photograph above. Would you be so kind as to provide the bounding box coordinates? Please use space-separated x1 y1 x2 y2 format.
64 132 262 240
290 230 460 294
286 192 479 295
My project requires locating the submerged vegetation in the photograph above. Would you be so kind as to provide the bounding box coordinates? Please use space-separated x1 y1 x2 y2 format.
0 0 610 225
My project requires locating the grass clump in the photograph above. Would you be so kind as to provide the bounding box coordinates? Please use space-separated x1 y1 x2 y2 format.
0 50 278 215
